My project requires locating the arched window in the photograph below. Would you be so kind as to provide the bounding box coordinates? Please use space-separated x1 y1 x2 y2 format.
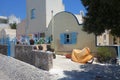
31 8 36 19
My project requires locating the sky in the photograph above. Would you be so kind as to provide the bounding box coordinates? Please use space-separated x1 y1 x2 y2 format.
0 0 86 20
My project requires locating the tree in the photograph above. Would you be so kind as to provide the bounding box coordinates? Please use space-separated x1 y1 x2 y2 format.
81 0 120 36
10 23 17 29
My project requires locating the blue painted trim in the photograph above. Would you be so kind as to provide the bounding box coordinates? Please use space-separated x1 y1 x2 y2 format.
48 11 83 29
71 32 77 44
7 41 11 56
118 46 120 59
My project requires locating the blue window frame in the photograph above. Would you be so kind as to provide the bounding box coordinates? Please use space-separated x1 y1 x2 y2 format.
60 32 77 44
64 33 72 44
31 8 36 19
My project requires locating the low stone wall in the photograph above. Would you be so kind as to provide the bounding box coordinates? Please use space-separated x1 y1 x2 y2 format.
32 50 53 70
15 45 34 65
15 45 53 70
0 44 7 55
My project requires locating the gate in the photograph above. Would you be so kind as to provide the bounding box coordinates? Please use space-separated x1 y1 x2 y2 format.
0 37 16 57
8 39 16 57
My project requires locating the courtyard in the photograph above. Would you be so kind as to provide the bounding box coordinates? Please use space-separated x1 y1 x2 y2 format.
0 54 120 80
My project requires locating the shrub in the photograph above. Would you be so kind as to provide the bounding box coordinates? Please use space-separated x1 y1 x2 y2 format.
96 47 117 63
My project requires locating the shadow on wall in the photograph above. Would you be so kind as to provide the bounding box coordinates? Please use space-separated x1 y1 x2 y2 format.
58 64 120 80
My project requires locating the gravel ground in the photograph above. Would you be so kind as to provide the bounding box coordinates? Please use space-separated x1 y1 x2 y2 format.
0 54 53 80
50 55 120 80
0 70 10 80
0 54 120 80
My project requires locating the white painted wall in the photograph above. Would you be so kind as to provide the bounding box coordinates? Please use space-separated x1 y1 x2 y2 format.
97 31 109 46
97 30 120 46
26 0 64 34
75 14 83 24
46 12 97 53
46 0 64 27
8 15 21 24
17 20 26 40
0 16 10 29
26 0 46 34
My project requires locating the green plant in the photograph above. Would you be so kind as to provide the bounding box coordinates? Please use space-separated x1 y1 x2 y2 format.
37 38 45 44
96 47 117 63
10 23 17 29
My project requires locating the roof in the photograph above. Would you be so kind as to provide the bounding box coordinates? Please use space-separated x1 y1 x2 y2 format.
0 16 7 20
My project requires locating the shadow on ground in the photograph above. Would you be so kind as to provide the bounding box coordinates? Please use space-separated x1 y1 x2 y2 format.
58 64 120 80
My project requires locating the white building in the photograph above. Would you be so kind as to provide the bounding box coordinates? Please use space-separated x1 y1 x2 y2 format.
26 0 65 35
45 12 96 54
8 15 21 24
0 15 20 29
16 20 26 40
97 30 120 46
0 28 16 40
0 16 10 29
75 11 84 24
0 16 7 23
0 15 17 42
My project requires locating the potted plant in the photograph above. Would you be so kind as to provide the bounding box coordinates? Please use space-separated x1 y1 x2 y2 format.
29 39 34 45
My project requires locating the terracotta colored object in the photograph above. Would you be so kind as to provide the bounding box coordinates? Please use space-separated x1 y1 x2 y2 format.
65 54 71 59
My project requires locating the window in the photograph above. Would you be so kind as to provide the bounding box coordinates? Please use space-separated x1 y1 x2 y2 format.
31 8 36 19
64 34 71 44
60 32 77 44
103 35 106 40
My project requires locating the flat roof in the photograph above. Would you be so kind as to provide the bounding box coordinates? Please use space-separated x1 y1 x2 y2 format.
0 16 7 20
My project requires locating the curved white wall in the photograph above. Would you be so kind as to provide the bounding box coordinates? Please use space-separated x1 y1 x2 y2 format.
46 12 96 52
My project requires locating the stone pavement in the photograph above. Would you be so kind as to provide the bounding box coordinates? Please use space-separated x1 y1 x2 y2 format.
0 70 11 80
50 55 120 80
0 54 120 80
0 54 52 80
